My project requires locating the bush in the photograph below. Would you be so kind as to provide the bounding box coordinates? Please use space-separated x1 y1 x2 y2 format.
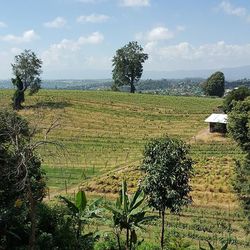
36 203 78 249
94 234 125 250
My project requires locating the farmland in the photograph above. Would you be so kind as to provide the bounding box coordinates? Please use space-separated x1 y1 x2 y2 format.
0 89 248 248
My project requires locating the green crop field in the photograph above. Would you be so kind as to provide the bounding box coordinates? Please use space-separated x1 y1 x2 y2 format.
0 89 248 249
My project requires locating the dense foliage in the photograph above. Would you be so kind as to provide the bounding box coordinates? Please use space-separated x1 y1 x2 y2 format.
227 98 250 232
112 41 148 93
141 136 193 249
223 86 250 113
227 98 250 152
202 71 225 97
11 49 42 110
0 110 46 249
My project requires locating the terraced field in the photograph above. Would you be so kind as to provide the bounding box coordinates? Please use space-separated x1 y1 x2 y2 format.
0 90 242 202
0 89 248 248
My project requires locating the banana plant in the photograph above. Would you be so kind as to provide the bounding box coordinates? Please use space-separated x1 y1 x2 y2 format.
104 180 157 250
59 190 102 241
199 241 228 250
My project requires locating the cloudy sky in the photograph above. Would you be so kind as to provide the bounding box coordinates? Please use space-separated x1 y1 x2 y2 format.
1 0 250 79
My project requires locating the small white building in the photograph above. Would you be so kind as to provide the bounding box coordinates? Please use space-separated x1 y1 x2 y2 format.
205 113 228 133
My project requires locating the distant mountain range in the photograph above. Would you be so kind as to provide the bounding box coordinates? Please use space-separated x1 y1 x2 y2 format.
1 65 250 88
143 65 250 80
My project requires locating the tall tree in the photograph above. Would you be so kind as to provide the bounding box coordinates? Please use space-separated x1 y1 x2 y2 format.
11 49 42 110
112 41 148 93
202 71 225 97
141 136 193 250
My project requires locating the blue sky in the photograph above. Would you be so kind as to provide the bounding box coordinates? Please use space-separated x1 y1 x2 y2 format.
1 0 250 79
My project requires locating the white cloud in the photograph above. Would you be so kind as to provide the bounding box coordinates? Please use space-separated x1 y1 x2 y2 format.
218 1 246 17
77 14 109 23
0 30 39 43
121 0 150 7
42 32 104 65
136 26 175 42
0 21 7 28
147 26 174 41
217 1 250 22
144 40 250 71
44 17 67 28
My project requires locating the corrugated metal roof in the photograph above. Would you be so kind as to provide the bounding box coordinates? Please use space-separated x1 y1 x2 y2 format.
205 113 228 124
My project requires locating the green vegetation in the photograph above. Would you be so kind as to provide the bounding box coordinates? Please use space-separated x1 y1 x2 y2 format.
227 97 250 233
202 71 225 97
0 89 249 249
228 98 250 151
11 49 42 110
223 86 250 113
0 110 46 249
59 190 101 248
112 41 148 93
141 137 193 249
104 180 156 250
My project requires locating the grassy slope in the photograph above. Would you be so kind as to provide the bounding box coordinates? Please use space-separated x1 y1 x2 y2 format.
0 89 248 248
0 89 241 203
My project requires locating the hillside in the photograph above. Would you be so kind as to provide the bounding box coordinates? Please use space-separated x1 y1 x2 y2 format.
1 89 249 248
0 89 241 206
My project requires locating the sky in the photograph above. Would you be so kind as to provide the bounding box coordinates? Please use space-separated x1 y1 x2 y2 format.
1 0 250 79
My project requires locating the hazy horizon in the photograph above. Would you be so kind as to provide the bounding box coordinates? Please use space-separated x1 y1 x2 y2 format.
1 1 250 79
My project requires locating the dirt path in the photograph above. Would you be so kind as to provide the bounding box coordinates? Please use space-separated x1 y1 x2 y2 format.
189 128 228 144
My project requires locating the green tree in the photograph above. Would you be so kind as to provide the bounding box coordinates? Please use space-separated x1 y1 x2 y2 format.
227 97 250 152
223 86 250 113
202 71 225 97
141 136 193 250
0 110 46 249
227 98 250 232
105 180 157 250
112 41 148 93
11 49 42 110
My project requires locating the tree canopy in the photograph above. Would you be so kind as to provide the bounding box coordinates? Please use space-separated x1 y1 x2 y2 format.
112 41 148 93
11 49 42 110
141 136 193 249
223 86 250 113
202 71 225 97
227 97 250 152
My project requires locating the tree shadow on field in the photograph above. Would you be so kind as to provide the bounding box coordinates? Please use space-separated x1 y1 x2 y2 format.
27 101 72 110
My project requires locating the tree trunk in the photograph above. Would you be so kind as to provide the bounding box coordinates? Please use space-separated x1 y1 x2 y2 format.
161 209 165 250
13 90 25 110
115 229 122 250
130 82 135 93
13 77 25 110
126 228 130 250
